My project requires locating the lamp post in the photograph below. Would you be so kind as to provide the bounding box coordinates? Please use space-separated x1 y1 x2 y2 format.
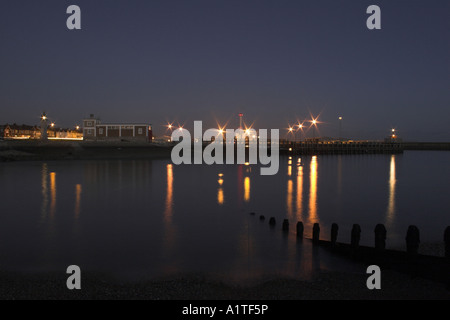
311 119 317 139
298 123 304 141
40 112 48 141
338 116 343 140
288 127 295 141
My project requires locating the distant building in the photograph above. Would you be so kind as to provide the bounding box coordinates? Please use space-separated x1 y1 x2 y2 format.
82 114 153 142
0 124 82 140
0 124 40 139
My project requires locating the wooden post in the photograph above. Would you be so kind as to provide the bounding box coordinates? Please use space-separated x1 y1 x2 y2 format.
269 217 276 227
282 219 289 233
351 224 361 249
406 225 420 255
313 223 320 244
444 226 450 259
297 221 304 238
374 224 387 251
331 223 339 247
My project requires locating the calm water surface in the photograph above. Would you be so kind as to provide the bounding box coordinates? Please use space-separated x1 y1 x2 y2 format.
0 151 449 282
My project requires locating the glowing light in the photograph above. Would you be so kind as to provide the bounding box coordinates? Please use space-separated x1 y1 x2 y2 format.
296 165 303 219
309 156 318 223
48 137 83 141
289 127 293 132
76 126 80 130
50 172 57 219
218 173 224 177
75 184 82 219
164 164 174 223
245 162 250 166
218 178 224 186
287 179 293 218
51 123 55 127
339 117 343 120
41 164 48 220
163 163 176 254
244 177 251 202
217 188 224 205
386 155 396 227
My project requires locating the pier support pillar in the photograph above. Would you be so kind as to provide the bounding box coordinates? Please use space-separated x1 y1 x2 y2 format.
269 217 276 227
297 221 304 239
351 224 361 249
444 227 450 259
374 224 387 251
406 225 420 255
331 223 339 247
282 219 289 233
312 223 320 244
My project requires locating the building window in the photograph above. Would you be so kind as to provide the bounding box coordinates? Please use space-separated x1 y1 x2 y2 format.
87 129 93 135
138 128 143 135
99 128 104 135
87 122 93 127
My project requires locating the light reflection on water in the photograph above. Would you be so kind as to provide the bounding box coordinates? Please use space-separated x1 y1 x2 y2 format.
1 152 449 282
386 155 396 229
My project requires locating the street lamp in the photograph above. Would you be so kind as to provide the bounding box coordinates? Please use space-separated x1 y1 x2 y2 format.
310 118 318 139
297 123 305 141
391 128 396 141
287 126 297 143
338 116 343 140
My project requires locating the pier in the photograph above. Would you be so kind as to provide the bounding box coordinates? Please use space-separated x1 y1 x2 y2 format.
280 140 404 155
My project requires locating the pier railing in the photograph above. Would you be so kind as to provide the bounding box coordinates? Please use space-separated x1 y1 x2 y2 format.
280 140 404 155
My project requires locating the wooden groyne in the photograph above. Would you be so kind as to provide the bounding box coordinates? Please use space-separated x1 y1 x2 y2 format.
251 213 450 288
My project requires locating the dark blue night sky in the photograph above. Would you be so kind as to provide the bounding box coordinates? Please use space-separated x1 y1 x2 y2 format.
0 0 449 140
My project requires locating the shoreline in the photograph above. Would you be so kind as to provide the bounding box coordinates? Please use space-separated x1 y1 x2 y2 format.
1 269 449 300
1 140 449 163
0 141 173 162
